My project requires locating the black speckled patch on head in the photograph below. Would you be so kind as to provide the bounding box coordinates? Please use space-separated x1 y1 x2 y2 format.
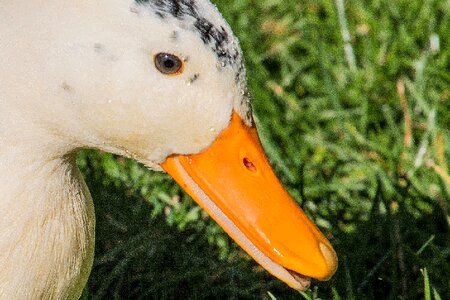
93 43 105 53
61 82 75 93
136 0 197 20
135 0 238 70
187 73 200 85
169 30 179 41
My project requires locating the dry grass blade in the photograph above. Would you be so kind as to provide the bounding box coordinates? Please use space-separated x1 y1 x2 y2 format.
397 78 413 148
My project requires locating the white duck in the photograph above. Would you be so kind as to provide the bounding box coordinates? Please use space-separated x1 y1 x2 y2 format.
0 0 337 298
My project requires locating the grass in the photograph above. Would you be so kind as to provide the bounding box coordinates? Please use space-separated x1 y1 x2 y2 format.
80 0 449 298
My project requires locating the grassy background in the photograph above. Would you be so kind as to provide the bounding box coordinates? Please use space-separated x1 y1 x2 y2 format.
80 0 449 299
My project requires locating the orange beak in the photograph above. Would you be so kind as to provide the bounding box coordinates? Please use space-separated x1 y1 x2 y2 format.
161 111 337 290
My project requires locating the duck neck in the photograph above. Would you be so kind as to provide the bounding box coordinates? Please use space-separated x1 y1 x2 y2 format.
0 135 95 299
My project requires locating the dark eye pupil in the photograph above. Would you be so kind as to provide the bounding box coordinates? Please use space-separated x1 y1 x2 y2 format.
163 59 175 69
155 53 183 75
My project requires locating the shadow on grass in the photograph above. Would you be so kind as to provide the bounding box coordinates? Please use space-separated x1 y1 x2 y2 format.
81 153 449 299
330 178 450 300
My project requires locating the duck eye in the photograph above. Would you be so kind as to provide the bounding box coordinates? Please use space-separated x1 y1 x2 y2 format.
154 53 183 75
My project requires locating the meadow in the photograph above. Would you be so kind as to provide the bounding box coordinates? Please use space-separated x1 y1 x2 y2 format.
81 0 449 298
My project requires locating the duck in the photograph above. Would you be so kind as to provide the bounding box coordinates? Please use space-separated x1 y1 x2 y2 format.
0 0 337 298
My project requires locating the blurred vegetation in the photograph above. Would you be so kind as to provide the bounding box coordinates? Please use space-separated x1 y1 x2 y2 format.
80 0 450 299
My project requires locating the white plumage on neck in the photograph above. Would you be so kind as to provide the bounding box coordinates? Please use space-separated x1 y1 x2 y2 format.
0 150 94 299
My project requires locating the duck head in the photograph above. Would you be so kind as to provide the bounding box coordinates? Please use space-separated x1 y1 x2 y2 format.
8 0 337 290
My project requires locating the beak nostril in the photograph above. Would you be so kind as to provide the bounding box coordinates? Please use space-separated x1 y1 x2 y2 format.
243 157 257 172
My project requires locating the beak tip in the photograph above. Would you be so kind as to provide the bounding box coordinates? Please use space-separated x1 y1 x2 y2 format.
318 242 338 280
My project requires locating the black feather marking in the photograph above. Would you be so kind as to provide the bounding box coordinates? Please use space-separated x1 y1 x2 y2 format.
135 0 234 69
155 11 165 18
194 18 214 43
